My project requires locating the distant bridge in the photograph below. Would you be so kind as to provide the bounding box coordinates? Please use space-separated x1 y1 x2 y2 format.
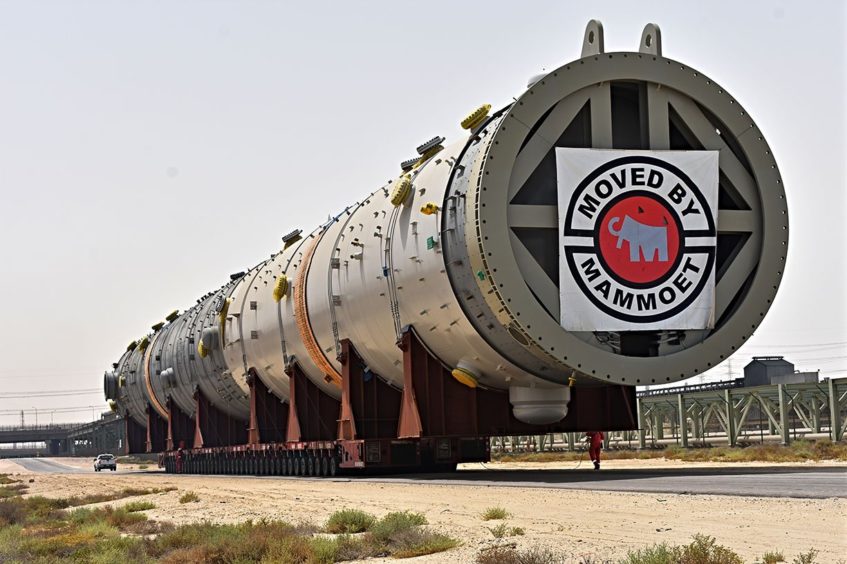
0 413 125 457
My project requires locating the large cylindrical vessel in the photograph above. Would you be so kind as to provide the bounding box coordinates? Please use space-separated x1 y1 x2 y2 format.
106 21 787 438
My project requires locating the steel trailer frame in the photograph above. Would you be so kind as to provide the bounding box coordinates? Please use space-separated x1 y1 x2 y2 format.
156 326 637 474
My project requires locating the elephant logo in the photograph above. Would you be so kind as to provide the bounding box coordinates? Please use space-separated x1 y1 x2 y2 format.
557 151 718 328
607 214 669 263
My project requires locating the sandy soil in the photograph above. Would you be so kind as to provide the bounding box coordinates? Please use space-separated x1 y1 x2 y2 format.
1 458 845 562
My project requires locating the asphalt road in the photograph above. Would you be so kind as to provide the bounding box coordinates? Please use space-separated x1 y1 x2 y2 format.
9 458 846 499
343 465 847 499
11 457 86 474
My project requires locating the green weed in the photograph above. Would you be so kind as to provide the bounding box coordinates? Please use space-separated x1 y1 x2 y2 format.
123 500 155 512
488 522 525 538
622 534 743 564
760 551 786 563
324 508 376 534
477 545 569 563
792 549 819 564
0 487 458 562
481 506 510 520
178 491 199 504
368 510 427 543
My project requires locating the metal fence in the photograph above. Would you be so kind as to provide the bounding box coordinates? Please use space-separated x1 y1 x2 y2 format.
492 377 847 453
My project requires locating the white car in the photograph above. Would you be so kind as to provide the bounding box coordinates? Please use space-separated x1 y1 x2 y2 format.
94 454 117 472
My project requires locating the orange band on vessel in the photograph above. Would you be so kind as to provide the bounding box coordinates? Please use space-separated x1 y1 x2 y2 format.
144 331 169 419
293 233 342 387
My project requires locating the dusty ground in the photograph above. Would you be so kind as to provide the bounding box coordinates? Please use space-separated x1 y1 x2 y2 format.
1 458 845 562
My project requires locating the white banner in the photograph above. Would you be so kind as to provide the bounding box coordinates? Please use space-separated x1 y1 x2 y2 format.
556 149 719 331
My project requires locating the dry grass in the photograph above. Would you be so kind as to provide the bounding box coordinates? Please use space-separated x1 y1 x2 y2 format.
0 482 29 499
321 510 456 559
0 479 827 564
0 483 459 563
488 522 525 538
493 439 847 463
123 501 155 513
791 549 820 564
63 486 177 508
324 508 375 533
0 475 29 499
481 506 510 520
115 455 153 464
178 491 199 504
476 545 572 564
621 534 744 564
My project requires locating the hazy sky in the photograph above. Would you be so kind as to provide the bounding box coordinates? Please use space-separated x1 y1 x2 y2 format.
0 1 844 425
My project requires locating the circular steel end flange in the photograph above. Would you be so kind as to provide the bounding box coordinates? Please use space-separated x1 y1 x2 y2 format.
466 52 788 386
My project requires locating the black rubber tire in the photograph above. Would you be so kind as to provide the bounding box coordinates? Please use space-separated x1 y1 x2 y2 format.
329 457 337 477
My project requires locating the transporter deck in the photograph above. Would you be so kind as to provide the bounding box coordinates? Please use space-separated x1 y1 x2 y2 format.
155 327 636 474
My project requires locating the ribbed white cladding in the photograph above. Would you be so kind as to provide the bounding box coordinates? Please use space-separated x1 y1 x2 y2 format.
226 136 570 423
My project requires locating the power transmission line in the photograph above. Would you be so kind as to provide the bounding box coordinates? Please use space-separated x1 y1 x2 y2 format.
0 388 100 396
0 404 106 415
0 390 102 400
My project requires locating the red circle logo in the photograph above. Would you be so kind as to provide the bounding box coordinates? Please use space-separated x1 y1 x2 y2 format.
597 195 680 285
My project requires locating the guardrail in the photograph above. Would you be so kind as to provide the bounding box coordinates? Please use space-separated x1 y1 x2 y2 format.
637 378 744 398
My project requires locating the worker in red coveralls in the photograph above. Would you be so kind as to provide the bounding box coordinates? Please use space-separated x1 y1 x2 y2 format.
175 446 184 474
585 431 604 470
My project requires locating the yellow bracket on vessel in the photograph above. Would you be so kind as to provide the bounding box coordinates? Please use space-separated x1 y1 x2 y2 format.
151 321 165 332
138 336 149 351
390 174 413 207
420 202 439 216
126 340 138 352
197 340 209 359
451 367 478 388
272 275 289 302
165 309 179 322
461 103 491 130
